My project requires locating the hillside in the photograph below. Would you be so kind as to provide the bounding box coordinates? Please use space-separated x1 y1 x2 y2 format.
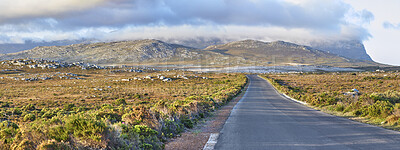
204 40 381 67
0 39 384 67
310 40 373 61
0 39 246 66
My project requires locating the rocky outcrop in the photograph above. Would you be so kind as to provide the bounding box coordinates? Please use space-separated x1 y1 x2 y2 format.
310 40 373 61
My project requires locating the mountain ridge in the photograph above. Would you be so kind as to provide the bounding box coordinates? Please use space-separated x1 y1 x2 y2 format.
0 39 384 67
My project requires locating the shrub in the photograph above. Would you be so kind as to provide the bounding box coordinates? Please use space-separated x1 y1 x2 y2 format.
41 111 55 119
48 125 69 142
0 121 19 144
12 139 35 150
133 125 158 137
366 101 393 118
181 117 194 129
37 140 72 150
335 104 345 112
23 113 36 122
114 98 127 106
65 115 106 142
24 104 36 111
63 104 75 111
95 112 121 123
161 119 183 138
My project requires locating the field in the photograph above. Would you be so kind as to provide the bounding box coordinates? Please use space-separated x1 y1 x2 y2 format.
0 60 247 149
261 72 400 130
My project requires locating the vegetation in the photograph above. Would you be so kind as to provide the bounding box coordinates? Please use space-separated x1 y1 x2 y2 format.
261 72 400 129
0 62 247 149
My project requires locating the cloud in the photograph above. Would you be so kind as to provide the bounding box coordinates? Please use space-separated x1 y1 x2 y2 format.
383 21 400 29
0 0 375 44
51 0 353 30
0 0 107 23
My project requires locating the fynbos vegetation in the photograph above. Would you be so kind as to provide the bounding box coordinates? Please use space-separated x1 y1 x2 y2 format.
0 60 247 149
261 72 400 129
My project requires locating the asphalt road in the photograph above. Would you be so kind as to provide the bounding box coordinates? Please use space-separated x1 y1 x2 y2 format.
214 75 400 150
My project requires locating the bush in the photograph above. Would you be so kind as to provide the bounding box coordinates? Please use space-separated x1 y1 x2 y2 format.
161 119 183 138
133 125 158 137
24 104 36 111
335 104 345 112
0 121 19 144
114 98 127 106
181 118 194 129
37 140 72 150
367 101 393 118
63 104 75 111
23 113 36 122
120 124 161 149
65 115 106 142
12 139 35 150
41 110 55 119
354 101 394 118
48 125 69 142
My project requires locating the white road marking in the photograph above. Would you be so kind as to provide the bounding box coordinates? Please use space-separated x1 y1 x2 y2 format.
203 133 219 150
258 75 307 105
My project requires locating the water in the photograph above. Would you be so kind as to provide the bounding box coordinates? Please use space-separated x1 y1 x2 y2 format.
185 66 361 73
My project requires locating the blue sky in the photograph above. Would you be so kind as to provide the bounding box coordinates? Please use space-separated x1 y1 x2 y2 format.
0 0 399 65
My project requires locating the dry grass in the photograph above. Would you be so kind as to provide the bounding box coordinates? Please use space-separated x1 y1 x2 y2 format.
261 72 400 130
0 61 247 149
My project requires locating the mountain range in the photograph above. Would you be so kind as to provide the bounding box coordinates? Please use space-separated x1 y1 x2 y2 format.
0 39 384 67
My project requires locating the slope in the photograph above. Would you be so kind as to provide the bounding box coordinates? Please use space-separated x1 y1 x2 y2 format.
0 39 240 66
204 40 381 67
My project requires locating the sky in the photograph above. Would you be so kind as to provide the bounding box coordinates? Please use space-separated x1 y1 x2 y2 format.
0 0 399 65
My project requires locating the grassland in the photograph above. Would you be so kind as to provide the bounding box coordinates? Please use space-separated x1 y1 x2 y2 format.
261 72 400 130
0 60 247 149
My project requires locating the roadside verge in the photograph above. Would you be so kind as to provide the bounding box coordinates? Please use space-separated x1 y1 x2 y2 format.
165 75 250 150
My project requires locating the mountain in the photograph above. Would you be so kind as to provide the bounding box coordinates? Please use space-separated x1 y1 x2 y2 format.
0 39 89 54
0 39 383 67
310 40 373 61
0 39 241 66
167 38 375 62
204 40 380 67
0 38 375 63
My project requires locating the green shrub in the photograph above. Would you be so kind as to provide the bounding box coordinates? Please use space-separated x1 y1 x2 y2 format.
41 111 55 119
133 125 158 137
24 104 36 111
13 139 35 150
37 140 72 150
367 101 393 118
181 118 194 129
101 104 112 110
23 113 36 122
63 104 75 111
65 115 106 142
0 121 19 144
48 125 69 142
161 119 183 138
13 108 22 115
95 112 121 123
114 98 127 106
132 94 141 99
335 104 345 112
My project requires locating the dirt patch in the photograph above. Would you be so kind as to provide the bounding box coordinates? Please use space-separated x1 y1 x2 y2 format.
165 78 250 150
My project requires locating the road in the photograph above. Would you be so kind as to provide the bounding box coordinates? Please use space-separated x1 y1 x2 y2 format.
214 75 400 150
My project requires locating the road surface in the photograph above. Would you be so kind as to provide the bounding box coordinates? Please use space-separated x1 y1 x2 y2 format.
214 75 400 150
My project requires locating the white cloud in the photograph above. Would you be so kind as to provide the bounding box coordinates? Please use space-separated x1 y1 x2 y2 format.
0 0 374 46
0 0 107 23
383 22 400 29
